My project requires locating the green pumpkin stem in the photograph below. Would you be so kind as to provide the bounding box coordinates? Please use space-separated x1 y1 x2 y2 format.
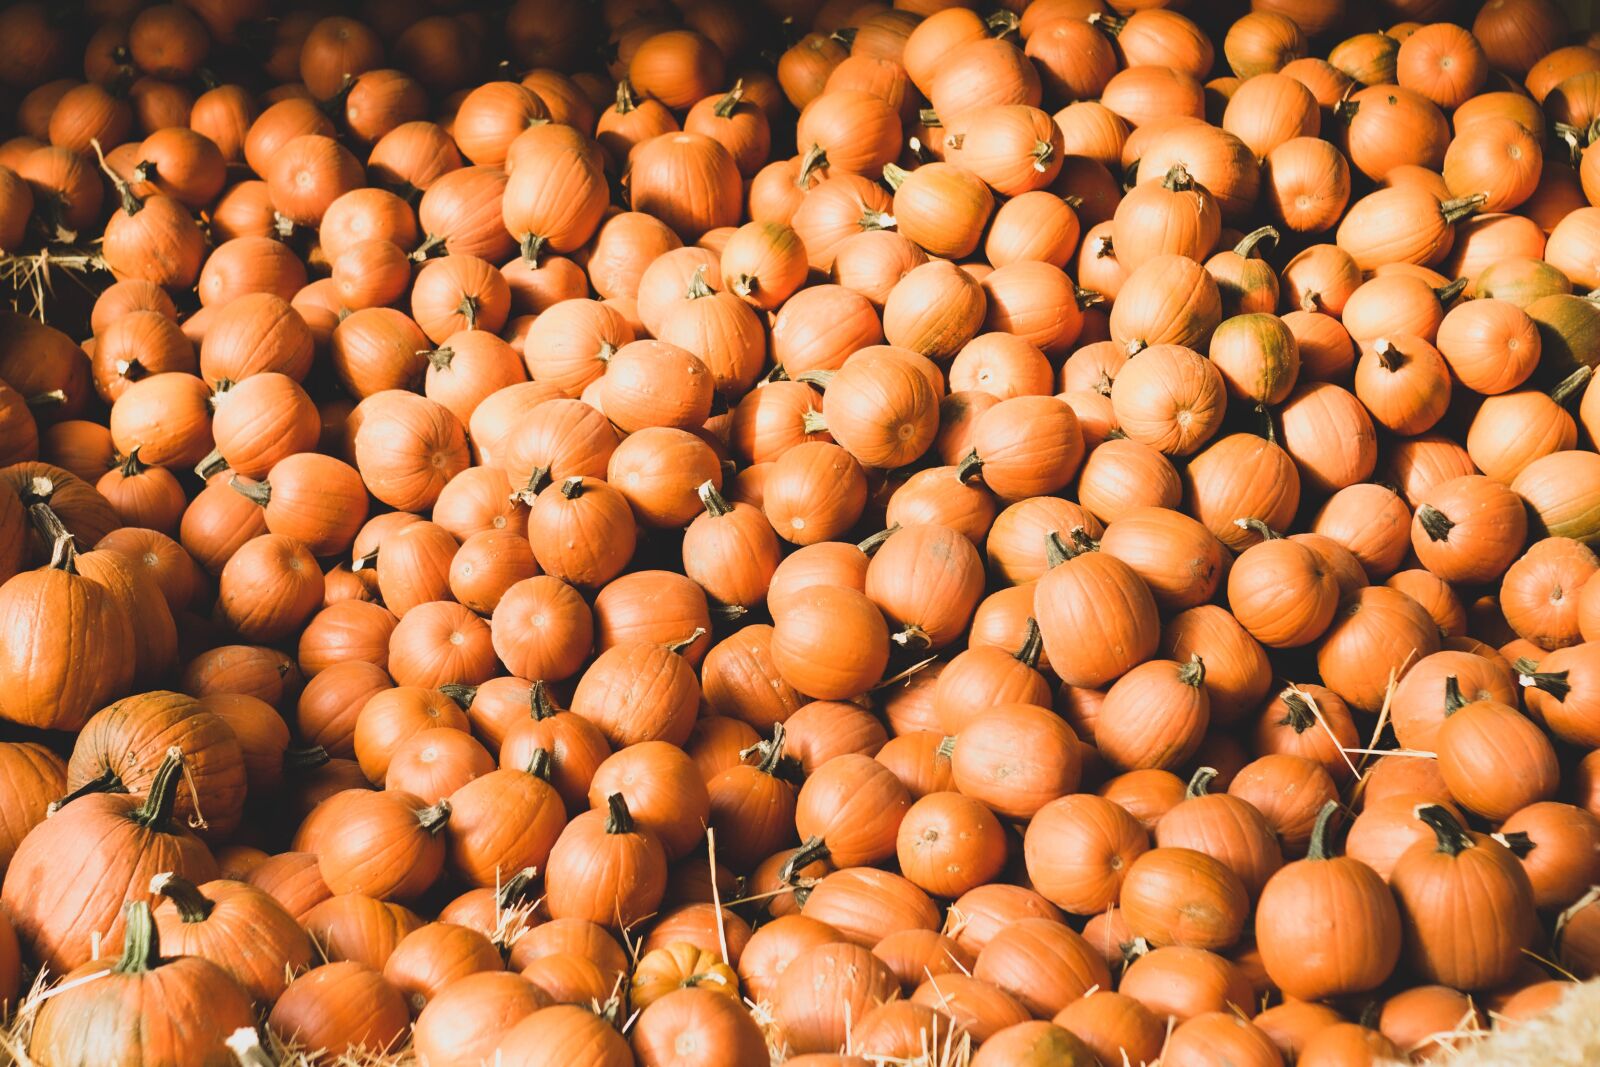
410 233 445 261
1416 803 1474 856
917 107 941 127
696 479 733 518
149 872 214 923
1185 766 1218 798
985 8 1019 36
1550 365 1593 407
50 765 125 815
1494 830 1536 859
797 143 829 188
746 722 789 776
1415 504 1454 543
114 901 162 974
779 835 831 885
1305 800 1343 861
857 524 899 556
1433 277 1468 306
416 800 451 835
525 747 553 781
604 792 636 834
1161 162 1195 191
529 679 559 720
800 408 829 434
282 745 329 771
90 138 143 216
133 748 187 831
117 446 146 478
1177 654 1206 688
1442 675 1468 715
1278 690 1316 733
559 476 586 499
439 683 478 708
712 79 744 118
685 265 715 299
1514 657 1571 702
1440 192 1487 224
613 79 637 114
1234 225 1279 259
881 162 909 191
1013 618 1043 668
1030 138 1054 173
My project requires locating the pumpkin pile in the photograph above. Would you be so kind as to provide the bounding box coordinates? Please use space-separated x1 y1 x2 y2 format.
5 0 1600 1064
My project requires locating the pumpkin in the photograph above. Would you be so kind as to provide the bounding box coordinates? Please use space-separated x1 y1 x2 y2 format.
1023 793 1149 915
1156 768 1283 898
1034 531 1160 688
543 794 666 929
1119 846 1249 950
31 901 254 1066
150 873 313 1004
1391 805 1537 989
267 961 411 1055
1499 802 1600 910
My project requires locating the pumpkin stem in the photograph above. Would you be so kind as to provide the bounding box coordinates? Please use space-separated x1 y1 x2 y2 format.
1233 517 1281 540
713 79 744 118
114 901 162 975
439 683 477 708
555 475 587 500
1074 287 1107 310
797 143 829 188
1093 371 1113 397
1044 529 1072 568
351 548 379 572
525 748 553 781
1416 803 1474 857
1124 338 1148 356
955 448 984 483
50 765 126 813
1093 234 1115 259
730 273 755 299
228 475 272 508
1278 691 1316 734
613 79 637 114
779 836 832 884
416 800 452 835
1177 654 1206 688
282 745 329 771
25 388 67 410
709 600 749 623
799 408 830 436
1234 226 1279 259
410 233 445 261
1372 338 1404 372
918 108 941 127
497 866 540 909
1439 675 1471 717
1085 11 1125 35
225 1027 276 1067
1060 194 1084 210
1493 830 1536 858
1440 193 1486 225
666 628 707 654
857 524 899 556
1433 277 1468 307
747 723 789 776
1549 365 1593 407
1185 767 1218 798
89 138 143 216
133 747 187 831
1160 163 1195 191
1513 657 1571 701
28 501 78 573
529 679 559 720
149 872 214 923
685 266 715 299
891 623 931 650
457 294 481 329
425 346 455 371
1305 799 1343 861
514 466 552 503
881 162 909 191
860 206 895 231
984 9 1020 36
936 734 956 759
1299 289 1321 313
603 792 636 834
193 448 228 481
1013 618 1043 668
1415 503 1454 543
1030 139 1054 173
